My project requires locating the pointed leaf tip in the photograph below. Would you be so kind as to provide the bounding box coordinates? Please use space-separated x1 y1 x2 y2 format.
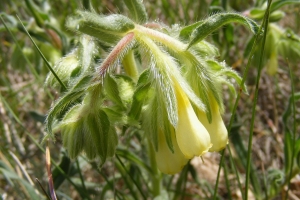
188 13 259 49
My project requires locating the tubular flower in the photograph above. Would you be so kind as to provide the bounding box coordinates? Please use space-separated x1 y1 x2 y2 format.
155 129 189 175
174 82 212 159
197 97 228 152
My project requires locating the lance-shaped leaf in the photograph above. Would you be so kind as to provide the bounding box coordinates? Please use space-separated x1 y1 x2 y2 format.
66 11 135 46
124 0 148 24
179 21 203 40
270 0 300 13
188 13 259 48
45 74 94 135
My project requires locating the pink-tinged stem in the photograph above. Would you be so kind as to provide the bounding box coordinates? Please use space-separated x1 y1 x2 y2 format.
46 141 57 200
99 32 135 78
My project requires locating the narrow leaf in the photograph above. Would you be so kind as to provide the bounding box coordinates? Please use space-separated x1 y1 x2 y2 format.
124 0 148 24
188 13 259 48
270 0 300 12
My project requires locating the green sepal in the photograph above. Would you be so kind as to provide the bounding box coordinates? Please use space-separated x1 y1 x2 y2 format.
104 74 125 109
66 11 135 46
85 109 112 165
188 13 259 48
161 105 174 153
192 41 220 58
206 60 248 94
124 0 148 24
45 48 79 88
60 104 85 159
45 74 94 135
102 106 139 127
143 94 159 151
184 60 216 122
150 65 178 127
113 75 135 105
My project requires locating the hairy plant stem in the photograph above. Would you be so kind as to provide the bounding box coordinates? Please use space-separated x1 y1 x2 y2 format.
134 25 186 53
148 139 161 197
98 32 135 78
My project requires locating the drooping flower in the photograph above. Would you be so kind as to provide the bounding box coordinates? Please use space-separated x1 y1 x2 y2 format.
155 128 188 174
174 82 212 159
197 96 228 152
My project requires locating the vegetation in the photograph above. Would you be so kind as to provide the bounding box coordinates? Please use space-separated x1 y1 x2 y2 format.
1 0 300 199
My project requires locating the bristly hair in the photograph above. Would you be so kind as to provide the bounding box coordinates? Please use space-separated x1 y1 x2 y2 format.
96 32 135 81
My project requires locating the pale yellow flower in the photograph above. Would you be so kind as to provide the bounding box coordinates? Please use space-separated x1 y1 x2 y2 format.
155 129 189 174
174 82 212 159
197 97 228 152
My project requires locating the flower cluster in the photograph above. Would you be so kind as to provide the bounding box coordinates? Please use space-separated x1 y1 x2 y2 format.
45 8 253 174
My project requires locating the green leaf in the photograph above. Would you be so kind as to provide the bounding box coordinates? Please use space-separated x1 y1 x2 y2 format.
24 0 49 27
104 74 125 108
270 0 300 12
179 21 203 41
231 125 263 197
284 131 293 174
0 167 40 199
116 148 152 173
124 0 148 24
66 11 135 46
52 153 76 190
296 139 300 168
188 13 259 48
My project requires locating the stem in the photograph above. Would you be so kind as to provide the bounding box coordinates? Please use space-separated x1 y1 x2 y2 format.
147 139 161 197
228 145 244 200
213 150 224 200
245 1 272 199
98 32 135 78
285 61 297 199
135 25 187 53
122 50 139 81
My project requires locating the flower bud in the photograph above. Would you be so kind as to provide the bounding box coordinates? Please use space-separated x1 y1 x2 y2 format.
175 83 212 159
197 97 228 152
155 129 188 174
